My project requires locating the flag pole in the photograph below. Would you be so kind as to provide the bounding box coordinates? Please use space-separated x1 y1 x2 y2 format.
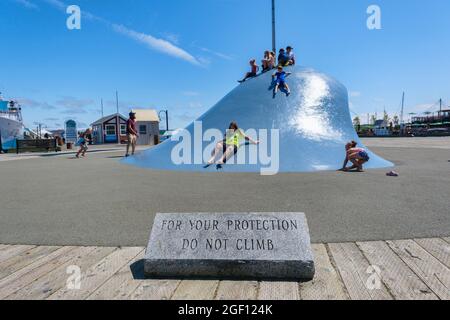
272 0 276 53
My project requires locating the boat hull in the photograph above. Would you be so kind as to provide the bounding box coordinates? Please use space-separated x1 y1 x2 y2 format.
0 116 23 150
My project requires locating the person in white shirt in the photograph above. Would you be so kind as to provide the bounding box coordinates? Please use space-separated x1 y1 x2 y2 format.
286 46 296 66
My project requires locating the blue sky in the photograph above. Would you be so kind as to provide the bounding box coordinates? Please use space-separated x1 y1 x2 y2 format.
1 0 449 129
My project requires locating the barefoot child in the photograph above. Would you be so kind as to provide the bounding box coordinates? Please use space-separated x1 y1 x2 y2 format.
238 59 259 83
272 66 291 97
341 141 370 172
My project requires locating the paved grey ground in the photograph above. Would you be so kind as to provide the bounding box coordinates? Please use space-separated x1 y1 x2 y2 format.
0 138 449 246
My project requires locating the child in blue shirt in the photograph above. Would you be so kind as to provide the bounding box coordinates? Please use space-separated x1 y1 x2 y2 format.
272 66 291 97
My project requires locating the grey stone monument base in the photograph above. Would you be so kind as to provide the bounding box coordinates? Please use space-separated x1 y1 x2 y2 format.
144 259 314 281
144 212 315 281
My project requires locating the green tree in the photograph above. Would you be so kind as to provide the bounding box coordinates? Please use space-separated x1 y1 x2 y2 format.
370 115 377 125
353 116 361 132
393 115 399 125
383 110 390 124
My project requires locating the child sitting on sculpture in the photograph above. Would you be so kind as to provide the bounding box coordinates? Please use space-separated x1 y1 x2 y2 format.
262 50 276 72
277 46 296 66
277 48 289 67
286 46 296 65
238 59 259 83
205 121 259 170
272 66 291 97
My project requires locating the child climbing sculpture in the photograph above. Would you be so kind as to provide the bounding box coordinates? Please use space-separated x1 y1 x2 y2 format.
272 66 291 98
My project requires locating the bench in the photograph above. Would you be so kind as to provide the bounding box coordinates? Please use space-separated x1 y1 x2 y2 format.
16 139 58 154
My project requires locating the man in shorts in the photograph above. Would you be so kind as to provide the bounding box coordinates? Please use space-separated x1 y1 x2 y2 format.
125 112 139 157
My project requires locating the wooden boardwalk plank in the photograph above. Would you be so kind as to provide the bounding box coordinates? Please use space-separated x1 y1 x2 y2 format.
329 243 392 300
257 282 300 300
6 247 116 300
0 245 36 264
387 240 450 300
130 280 180 300
0 239 448 301
86 249 145 300
299 244 349 300
0 246 75 299
47 247 141 300
357 241 438 300
215 281 258 300
0 246 60 281
415 238 450 269
171 280 219 300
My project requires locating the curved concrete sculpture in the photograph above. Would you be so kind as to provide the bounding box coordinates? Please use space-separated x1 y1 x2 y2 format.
124 66 393 173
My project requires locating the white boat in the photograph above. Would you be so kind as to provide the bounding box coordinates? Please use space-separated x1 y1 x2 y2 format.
0 96 24 151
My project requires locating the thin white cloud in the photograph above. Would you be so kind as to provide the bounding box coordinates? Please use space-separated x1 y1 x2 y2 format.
43 0 65 11
56 96 94 114
13 0 38 10
42 0 201 66
349 91 361 98
162 32 180 45
188 102 203 108
199 47 234 61
113 25 201 66
16 97 56 110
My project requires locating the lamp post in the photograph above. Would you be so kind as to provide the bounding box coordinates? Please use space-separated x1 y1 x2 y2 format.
159 110 169 132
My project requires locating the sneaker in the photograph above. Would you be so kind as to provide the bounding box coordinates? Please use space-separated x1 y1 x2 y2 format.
386 171 399 177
